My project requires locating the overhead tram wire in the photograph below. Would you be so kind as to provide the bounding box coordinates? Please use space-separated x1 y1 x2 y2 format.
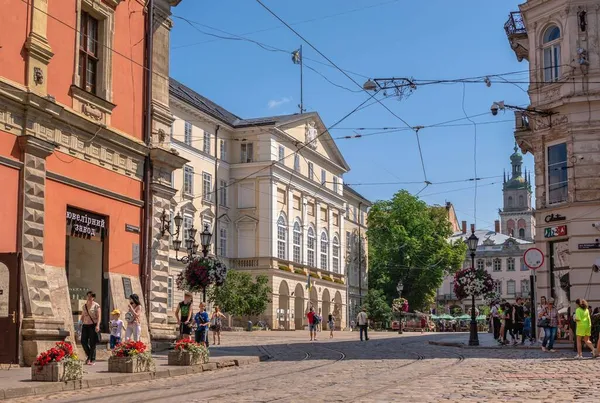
461 83 479 229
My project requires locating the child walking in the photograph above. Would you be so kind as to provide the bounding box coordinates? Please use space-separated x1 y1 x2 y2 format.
109 309 124 349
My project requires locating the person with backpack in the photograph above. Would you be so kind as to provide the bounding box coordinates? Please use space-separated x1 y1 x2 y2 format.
306 306 318 341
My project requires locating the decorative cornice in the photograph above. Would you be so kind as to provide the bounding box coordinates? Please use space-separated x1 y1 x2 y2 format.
18 135 56 158
25 32 54 65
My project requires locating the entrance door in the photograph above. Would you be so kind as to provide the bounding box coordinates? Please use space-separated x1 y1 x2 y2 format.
0 253 20 364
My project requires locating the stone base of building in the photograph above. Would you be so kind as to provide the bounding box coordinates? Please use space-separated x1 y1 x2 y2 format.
21 318 69 366
150 324 177 352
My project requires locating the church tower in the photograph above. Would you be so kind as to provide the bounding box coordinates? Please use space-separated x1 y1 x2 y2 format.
499 144 535 240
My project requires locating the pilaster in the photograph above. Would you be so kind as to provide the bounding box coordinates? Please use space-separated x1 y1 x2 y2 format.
25 0 54 95
301 196 308 264
287 187 294 260
315 201 321 268
328 207 333 271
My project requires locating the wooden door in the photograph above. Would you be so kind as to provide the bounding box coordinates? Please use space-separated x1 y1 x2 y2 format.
0 253 19 364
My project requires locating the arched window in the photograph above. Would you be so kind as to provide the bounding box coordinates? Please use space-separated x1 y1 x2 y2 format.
307 227 315 267
320 231 329 270
518 195 524 207
519 228 525 239
293 220 302 263
332 236 340 273
507 196 513 207
277 215 287 260
543 25 561 82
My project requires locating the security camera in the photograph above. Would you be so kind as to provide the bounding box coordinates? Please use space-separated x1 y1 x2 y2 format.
593 258 600 273
491 103 499 116
593 222 600 230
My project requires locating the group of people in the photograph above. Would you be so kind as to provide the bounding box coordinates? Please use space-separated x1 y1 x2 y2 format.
79 291 143 366
175 292 227 347
306 306 336 341
490 297 532 346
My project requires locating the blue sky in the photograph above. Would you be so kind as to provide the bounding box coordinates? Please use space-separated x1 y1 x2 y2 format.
169 0 533 231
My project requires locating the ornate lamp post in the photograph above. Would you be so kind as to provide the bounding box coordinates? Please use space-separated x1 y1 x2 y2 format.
199 224 212 258
466 230 480 346
397 281 404 334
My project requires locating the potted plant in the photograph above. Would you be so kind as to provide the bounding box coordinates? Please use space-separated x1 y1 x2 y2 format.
32 341 82 382
168 338 209 366
108 340 154 373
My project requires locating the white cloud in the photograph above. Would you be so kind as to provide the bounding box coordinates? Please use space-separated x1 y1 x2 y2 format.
267 97 291 109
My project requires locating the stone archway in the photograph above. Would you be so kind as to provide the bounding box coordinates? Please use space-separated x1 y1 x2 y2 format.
321 288 331 325
294 283 305 330
278 280 290 330
333 291 343 329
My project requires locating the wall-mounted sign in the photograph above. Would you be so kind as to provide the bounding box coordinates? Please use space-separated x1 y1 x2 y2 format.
544 225 567 238
523 247 544 270
544 213 566 223
122 277 133 299
578 243 600 250
66 208 106 240
132 243 140 265
125 224 140 234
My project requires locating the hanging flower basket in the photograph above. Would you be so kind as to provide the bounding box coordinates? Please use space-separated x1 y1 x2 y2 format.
392 298 409 313
453 267 495 300
32 341 82 382
176 256 227 293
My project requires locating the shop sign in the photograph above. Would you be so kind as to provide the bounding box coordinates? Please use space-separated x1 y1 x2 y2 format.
66 208 106 239
544 225 567 239
544 213 566 223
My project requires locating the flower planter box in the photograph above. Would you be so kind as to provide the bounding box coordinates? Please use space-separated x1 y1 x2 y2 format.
108 356 145 373
168 350 205 366
31 361 65 382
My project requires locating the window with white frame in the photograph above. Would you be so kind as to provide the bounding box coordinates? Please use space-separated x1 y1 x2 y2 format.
332 236 340 273
307 227 315 267
507 257 515 271
294 154 300 172
476 259 484 270
183 165 194 195
203 131 211 154
493 258 502 272
308 162 314 181
183 214 193 241
167 276 174 309
547 143 568 204
277 215 287 260
320 231 329 270
293 221 302 263
219 180 227 207
184 121 192 145
321 169 326 185
507 280 516 296
495 280 502 296
353 206 357 222
521 279 530 296
220 139 226 160
202 172 212 202
333 176 338 193
278 145 284 161
241 143 254 163
219 227 227 257
542 25 561 83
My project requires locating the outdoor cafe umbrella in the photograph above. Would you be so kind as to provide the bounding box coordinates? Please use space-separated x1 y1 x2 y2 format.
476 315 487 321
438 314 453 320
456 314 471 320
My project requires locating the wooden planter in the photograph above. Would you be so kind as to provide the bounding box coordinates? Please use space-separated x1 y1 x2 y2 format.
108 356 147 373
31 361 65 382
168 350 206 366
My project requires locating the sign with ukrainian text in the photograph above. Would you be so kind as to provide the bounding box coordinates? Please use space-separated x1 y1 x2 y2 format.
544 225 567 239
66 208 106 241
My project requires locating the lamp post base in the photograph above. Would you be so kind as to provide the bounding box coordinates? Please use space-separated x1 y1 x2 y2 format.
468 294 479 346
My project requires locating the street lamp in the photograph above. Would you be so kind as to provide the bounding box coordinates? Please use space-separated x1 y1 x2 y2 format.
466 230 479 346
490 101 553 116
200 224 213 257
362 77 417 100
397 280 404 334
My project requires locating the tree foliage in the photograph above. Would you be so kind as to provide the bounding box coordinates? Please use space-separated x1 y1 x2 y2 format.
367 190 466 311
363 289 393 324
207 270 271 318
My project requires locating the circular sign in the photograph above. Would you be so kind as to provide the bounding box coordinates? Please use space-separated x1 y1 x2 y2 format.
523 247 544 270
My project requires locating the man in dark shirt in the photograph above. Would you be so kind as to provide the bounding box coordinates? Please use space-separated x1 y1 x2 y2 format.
513 297 525 345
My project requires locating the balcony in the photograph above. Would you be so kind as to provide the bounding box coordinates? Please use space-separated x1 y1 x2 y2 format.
504 12 529 62
514 111 534 154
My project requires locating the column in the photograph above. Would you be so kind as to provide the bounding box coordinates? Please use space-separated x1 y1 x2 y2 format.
287 187 294 262
339 209 345 276
18 135 67 365
328 207 333 272
301 196 308 265
315 201 321 269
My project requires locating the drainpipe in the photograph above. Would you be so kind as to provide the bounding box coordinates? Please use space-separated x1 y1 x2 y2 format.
213 125 220 256
358 201 363 307
141 0 154 321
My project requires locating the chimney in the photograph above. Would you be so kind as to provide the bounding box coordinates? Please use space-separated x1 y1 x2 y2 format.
494 220 500 233
470 223 475 234
461 221 467 234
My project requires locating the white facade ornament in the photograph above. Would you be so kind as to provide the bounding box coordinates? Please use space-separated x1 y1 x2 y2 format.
305 121 318 149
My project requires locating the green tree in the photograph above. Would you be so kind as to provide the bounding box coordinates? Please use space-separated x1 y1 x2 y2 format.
368 190 466 311
207 270 272 318
363 289 392 325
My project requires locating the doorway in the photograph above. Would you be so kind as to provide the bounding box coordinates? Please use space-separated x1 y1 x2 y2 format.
65 207 108 332
0 253 20 364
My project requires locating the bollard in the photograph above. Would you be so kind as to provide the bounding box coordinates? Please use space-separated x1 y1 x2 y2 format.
247 321 253 332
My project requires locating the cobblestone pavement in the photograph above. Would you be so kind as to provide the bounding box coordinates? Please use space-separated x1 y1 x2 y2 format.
7 332 596 402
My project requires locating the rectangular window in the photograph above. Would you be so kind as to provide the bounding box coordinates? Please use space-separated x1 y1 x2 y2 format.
521 279 530 296
543 45 561 83
219 228 227 257
294 154 300 172
278 145 285 161
307 236 315 267
183 165 194 195
353 206 357 222
167 276 174 309
79 12 99 94
507 281 516 296
183 214 193 241
277 188 286 205
333 176 338 193
321 207 328 222
495 281 502 296
203 131 211 154
184 121 192 145
321 169 326 185
359 208 364 225
220 139 226 160
241 143 254 163
219 180 227 207
476 259 484 270
308 162 314 181
493 259 502 272
293 231 301 263
507 258 515 271
307 202 315 216
320 240 328 270
293 195 301 210
202 172 212 202
333 212 339 226
547 143 568 204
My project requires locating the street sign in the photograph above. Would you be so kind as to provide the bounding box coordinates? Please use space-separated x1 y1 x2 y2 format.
578 243 600 250
524 247 544 270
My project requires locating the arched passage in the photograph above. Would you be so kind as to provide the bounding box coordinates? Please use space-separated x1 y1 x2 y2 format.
333 291 343 329
294 283 305 330
321 289 331 325
278 280 290 330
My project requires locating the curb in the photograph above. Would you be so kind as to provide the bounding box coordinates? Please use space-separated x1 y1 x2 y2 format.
0 355 268 400
428 341 572 350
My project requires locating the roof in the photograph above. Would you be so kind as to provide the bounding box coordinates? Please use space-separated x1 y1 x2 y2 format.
449 229 531 246
344 185 372 205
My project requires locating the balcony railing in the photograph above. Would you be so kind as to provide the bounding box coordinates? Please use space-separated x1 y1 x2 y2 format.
504 12 526 37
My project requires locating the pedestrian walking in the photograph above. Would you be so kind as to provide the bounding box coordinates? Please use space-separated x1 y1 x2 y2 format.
175 292 193 339
491 301 501 341
574 299 596 358
537 296 547 343
109 309 124 349
591 308 600 346
125 293 142 341
513 298 525 345
540 298 559 352
194 302 210 347
328 313 335 339
357 307 369 341
307 307 317 341
523 312 533 344
210 305 226 346
502 302 515 345
80 291 101 366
